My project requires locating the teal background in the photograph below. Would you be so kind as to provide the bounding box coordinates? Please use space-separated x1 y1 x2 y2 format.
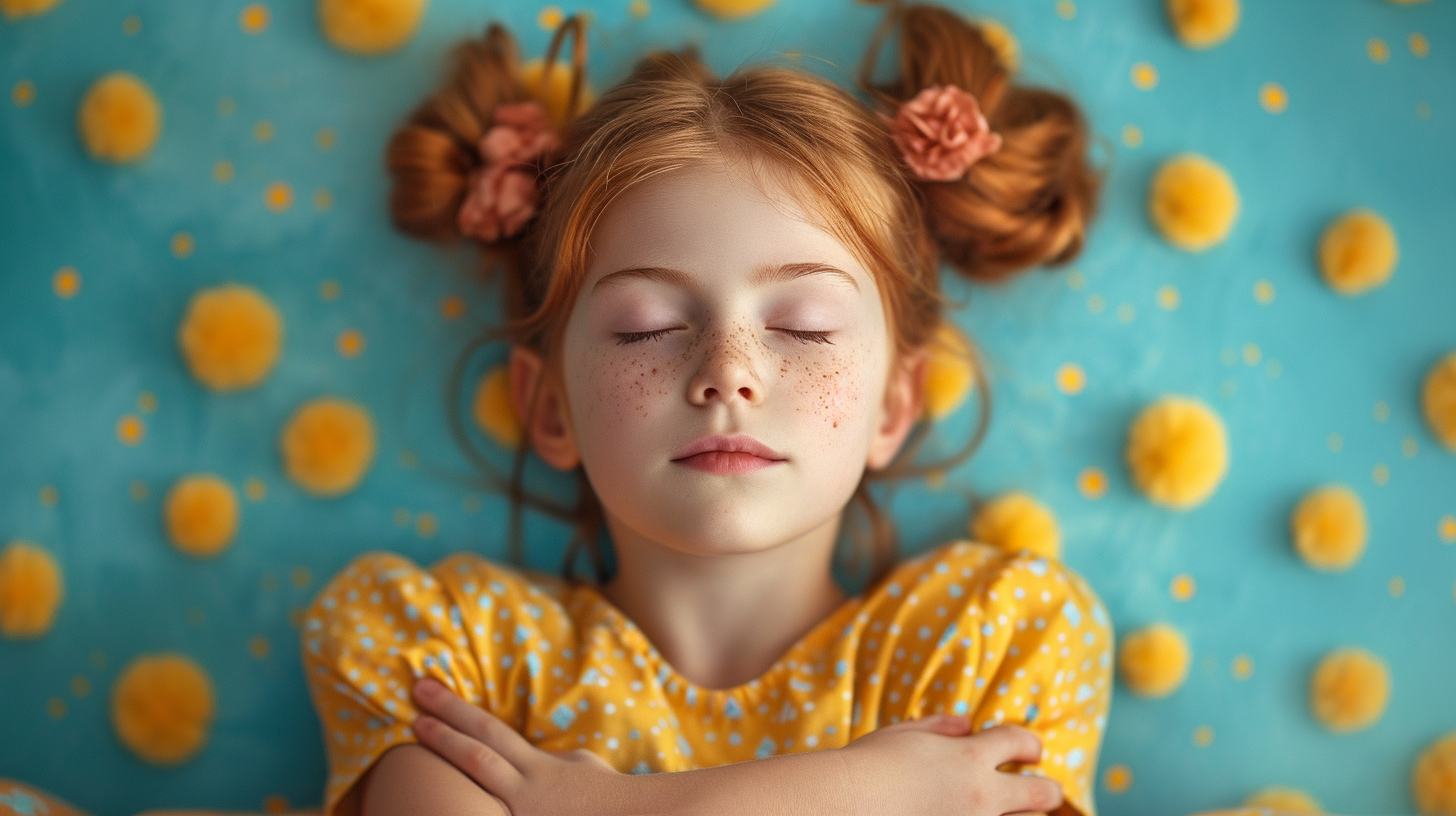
2 0 1454 814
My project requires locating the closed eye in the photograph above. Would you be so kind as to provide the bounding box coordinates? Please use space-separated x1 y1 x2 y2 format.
617 328 833 345
779 329 834 345
615 328 676 345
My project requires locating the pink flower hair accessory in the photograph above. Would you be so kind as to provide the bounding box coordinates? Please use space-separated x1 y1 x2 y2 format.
886 84 1003 182
457 100 562 242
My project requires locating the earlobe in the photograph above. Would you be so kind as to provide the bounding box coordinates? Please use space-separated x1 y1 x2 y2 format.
507 345 581 471
866 350 928 471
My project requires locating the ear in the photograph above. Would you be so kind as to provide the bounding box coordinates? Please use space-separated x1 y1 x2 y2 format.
866 347 928 471
508 344 581 472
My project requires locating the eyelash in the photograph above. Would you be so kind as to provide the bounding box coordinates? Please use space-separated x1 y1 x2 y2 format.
615 329 834 346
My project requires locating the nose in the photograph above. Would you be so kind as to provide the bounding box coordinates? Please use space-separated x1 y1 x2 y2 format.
686 326 765 408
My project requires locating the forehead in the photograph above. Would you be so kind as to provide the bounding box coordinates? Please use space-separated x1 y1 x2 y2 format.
582 160 873 294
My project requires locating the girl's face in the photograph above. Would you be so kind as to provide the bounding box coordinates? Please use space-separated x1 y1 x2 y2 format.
521 159 924 558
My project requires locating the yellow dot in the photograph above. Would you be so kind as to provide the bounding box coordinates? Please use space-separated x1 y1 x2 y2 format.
1056 363 1086 395
1242 343 1261 366
1170 574 1196 601
440 295 466 320
290 566 311 589
164 475 239 558
1259 82 1288 114
178 284 282 390
320 279 341 301
1087 294 1105 313
253 120 275 142
171 231 194 259
1116 304 1136 324
1125 396 1229 509
1232 654 1254 680
1254 279 1275 304
313 188 333 211
240 3 270 33
629 0 650 17
393 508 411 527
71 675 91 697
1373 463 1389 486
926 469 947 490
316 128 336 150
462 494 483 513
122 15 142 35
138 391 158 413
111 653 215 764
12 79 36 108
1131 62 1158 90
1078 467 1108 499
53 266 81 299
1388 576 1405 598
117 414 145 445
264 181 293 212
1120 624 1191 697
1417 101 1431 119
1056 0 1077 20
90 651 107 670
1193 725 1214 747
248 635 270 659
538 5 564 29
1156 285 1180 310
1105 764 1132 794
263 794 290 814
129 481 149 501
1121 124 1143 147
1373 401 1390 423
416 512 439 539
1220 347 1237 366
244 477 266 502
213 160 235 183
217 97 236 116
1149 154 1239 251
337 329 365 358
280 397 376 496
1368 37 1390 64
1439 515 1456 544
1067 269 1085 290
260 572 279 592
47 697 67 719
38 485 58 507
1266 360 1283 379
1310 647 1389 732
1402 437 1419 458
186 606 206 626
1409 32 1429 58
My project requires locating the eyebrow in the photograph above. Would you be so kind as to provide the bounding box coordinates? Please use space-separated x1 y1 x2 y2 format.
590 262 861 294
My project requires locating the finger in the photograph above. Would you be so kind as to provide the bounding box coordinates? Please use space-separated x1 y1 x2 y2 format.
413 677 535 766
975 723 1043 764
414 713 524 796
1001 772 1063 815
884 713 973 736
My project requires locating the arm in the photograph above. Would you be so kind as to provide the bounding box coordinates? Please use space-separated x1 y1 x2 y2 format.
360 744 510 816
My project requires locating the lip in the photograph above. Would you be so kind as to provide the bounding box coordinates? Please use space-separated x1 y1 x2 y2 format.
670 433 786 462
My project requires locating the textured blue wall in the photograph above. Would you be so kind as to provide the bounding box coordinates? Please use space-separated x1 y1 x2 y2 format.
2 1 1453 814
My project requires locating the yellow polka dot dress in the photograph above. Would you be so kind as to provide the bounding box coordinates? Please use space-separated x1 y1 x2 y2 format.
301 541 1113 816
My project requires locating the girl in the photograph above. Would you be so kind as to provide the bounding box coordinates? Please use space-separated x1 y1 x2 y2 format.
301 2 1109 814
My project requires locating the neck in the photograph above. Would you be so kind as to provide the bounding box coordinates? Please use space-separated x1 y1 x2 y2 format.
597 511 850 691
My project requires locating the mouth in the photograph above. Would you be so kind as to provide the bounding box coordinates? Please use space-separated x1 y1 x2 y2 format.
670 434 786 475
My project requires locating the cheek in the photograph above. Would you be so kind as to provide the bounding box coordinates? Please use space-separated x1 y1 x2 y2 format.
790 340 875 432
573 343 680 430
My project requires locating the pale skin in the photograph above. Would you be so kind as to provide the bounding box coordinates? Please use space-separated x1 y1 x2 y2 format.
356 158 1064 816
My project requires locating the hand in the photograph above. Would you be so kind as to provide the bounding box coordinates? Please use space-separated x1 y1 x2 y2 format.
410 677 627 816
839 716 1062 816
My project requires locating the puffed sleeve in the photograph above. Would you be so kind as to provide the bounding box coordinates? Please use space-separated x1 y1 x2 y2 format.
299 550 551 816
858 542 1114 816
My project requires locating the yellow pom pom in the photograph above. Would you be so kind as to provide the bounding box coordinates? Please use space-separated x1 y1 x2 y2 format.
177 283 283 391
0 0 65 19
473 364 522 448
164 475 239 558
280 397 376 496
975 19 1020 72
317 0 427 55
922 321 976 420
1244 786 1323 814
518 58 595 130
1413 732 1456 816
1318 209 1398 295
111 653 215 765
692 0 776 20
0 540 63 639
1166 0 1240 49
971 492 1061 560
1422 351 1456 453
1118 622 1191 698
1125 396 1229 509
76 71 162 164
1309 647 1389 733
1290 484 1366 572
1148 153 1240 252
